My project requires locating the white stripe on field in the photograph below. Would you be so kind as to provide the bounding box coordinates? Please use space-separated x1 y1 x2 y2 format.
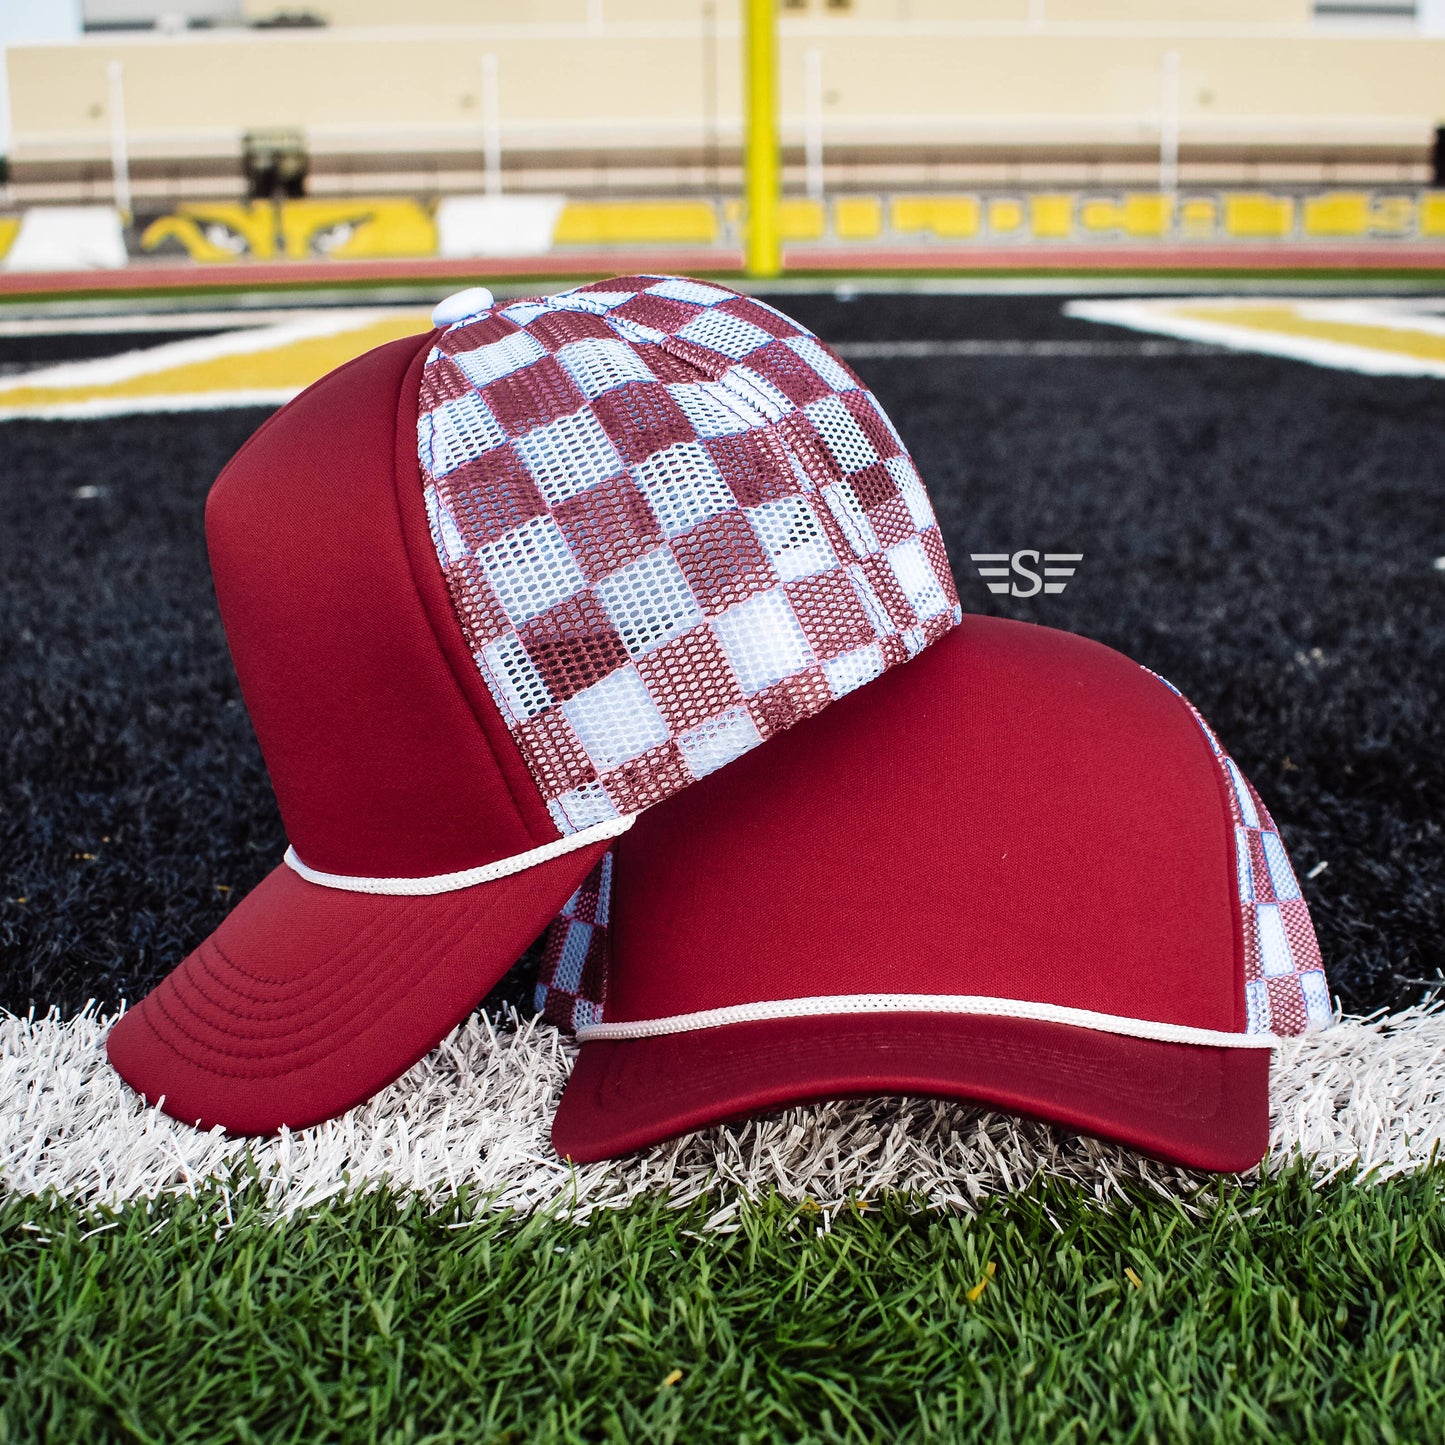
1066 298 1445 379
833 339 1216 359
2 1005 1443 1225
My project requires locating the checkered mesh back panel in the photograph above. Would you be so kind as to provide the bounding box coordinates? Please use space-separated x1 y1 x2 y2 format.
536 851 612 1032
418 275 961 835
1153 673 1331 1036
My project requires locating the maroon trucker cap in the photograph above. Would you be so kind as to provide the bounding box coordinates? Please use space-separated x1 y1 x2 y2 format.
106 275 960 1133
549 617 1332 1173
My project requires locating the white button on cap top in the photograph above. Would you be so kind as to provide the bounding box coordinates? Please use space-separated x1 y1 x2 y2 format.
431 287 495 328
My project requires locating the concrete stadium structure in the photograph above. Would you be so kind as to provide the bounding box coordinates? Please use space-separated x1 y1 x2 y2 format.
4 0 1445 205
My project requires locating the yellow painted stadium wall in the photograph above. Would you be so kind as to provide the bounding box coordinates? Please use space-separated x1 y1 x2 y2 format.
8 24 1442 169
0 189 1427 268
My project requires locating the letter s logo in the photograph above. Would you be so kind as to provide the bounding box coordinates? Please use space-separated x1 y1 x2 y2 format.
1011 549 1042 598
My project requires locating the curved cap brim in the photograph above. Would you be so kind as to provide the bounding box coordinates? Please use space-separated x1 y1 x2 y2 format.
553 1012 1270 1173
107 842 610 1135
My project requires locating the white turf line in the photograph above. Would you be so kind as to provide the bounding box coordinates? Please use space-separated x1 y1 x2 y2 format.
2 1006 1443 1228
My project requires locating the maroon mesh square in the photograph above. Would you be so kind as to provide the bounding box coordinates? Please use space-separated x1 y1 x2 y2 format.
437 312 516 357
705 433 797 508
747 667 833 740
843 390 906 461
421 352 479 407
723 295 803 339
849 461 900 512
526 309 617 350
635 623 745 733
630 341 705 385
553 472 665 581
672 511 777 617
590 381 699 466
870 496 917 551
480 354 588 437
613 293 704 335
440 552 512 649
921 528 954 593
512 708 598 798
1265 976 1309 1035
602 739 693 813
786 571 877 662
1280 898 1324 974
753 339 835 407
776 412 843 489
437 445 547 549
1248 832 1276 905
517 591 630 703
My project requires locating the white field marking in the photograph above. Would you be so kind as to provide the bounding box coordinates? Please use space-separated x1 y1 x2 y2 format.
833 339 1214 359
1066 297 1445 379
2 1004 1443 1225
0 307 425 396
0 310 365 337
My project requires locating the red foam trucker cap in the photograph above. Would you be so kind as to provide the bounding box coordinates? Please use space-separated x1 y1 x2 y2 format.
107 275 959 1133
552 616 1332 1173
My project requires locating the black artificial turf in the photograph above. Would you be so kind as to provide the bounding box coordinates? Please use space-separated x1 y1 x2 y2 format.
1 294 1442 1017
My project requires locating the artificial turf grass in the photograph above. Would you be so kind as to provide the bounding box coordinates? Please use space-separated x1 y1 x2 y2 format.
2 1165 1443 1445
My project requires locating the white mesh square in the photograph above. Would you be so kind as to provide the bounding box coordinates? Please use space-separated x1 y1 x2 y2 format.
551 289 636 314
677 308 775 360
667 381 755 439
887 536 952 621
424 485 469 565
633 441 736 537
1256 903 1295 977
557 338 657 399
713 590 812 696
1224 758 1260 826
480 633 554 724
1245 978 1271 1033
722 365 794 423
785 334 858 392
806 394 879 474
1236 830 1254 903
1262 831 1301 901
498 302 549 326
514 408 624 507
677 706 762 779
563 665 670 769
885 456 937 532
822 481 880 556
425 392 507 476
648 278 735 305
547 781 620 832
747 495 836 582
452 330 548 388
597 548 703 657
850 566 895 637
823 642 885 700
477 514 586 626
1301 969 1332 1028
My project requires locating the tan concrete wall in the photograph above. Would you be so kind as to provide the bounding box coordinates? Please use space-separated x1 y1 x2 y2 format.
8 22 1441 167
244 0 1312 24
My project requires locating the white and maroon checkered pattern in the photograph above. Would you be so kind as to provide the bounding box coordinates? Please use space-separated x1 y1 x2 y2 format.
418 275 961 834
1155 675 1331 1036
535 851 611 1032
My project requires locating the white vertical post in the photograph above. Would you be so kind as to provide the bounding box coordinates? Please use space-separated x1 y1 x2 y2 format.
1028 0 1045 31
481 52 502 197
1159 47 1180 194
107 58 132 219
587 0 604 30
804 46 824 202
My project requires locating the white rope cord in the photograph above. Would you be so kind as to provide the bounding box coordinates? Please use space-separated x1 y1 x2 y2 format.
282 813 636 897
576 992 1282 1050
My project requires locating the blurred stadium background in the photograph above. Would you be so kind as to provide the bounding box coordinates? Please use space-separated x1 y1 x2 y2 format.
4 0 1445 273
